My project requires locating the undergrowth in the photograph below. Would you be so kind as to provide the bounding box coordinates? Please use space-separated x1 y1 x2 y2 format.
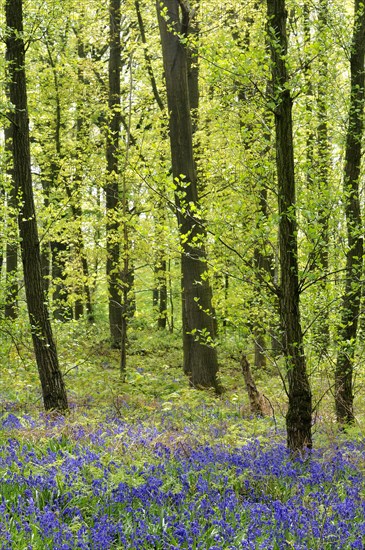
0 320 364 548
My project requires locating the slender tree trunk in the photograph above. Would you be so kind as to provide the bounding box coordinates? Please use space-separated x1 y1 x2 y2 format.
66 169 94 322
5 0 68 413
303 3 315 186
157 0 219 390
44 42 72 321
119 50 134 378
40 241 51 294
73 39 94 322
39 175 52 295
0 188 3 280
267 0 312 452
135 0 164 111
231 8 276 369
157 258 167 329
335 0 365 425
252 188 272 370
313 0 330 353
4 121 18 319
153 202 168 330
106 0 123 348
303 1 330 354
51 238 71 321
304 0 330 353
153 252 168 329
168 258 174 332
135 0 169 330
152 187 168 330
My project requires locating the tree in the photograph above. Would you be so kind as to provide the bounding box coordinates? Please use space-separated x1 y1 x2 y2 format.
312 0 331 354
5 0 68 413
335 0 365 425
106 0 124 349
157 0 220 390
229 3 276 369
72 37 95 322
300 0 331 356
4 115 18 320
266 0 312 451
43 33 72 322
135 0 169 330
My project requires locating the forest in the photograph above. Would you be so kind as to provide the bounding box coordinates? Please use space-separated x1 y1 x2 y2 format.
0 0 365 547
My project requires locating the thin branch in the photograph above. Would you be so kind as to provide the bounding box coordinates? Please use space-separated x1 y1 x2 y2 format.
300 268 347 293
135 0 164 111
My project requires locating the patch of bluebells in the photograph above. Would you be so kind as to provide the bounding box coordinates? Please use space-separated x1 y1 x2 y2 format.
0 416 364 548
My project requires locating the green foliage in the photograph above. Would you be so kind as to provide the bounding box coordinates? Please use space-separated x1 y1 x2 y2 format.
0 0 364 452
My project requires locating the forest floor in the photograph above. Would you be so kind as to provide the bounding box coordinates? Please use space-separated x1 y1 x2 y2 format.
0 319 364 549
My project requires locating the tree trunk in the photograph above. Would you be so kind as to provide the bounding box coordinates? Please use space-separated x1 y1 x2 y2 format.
4 121 18 320
40 239 51 295
135 0 164 111
157 0 219 390
51 239 71 321
72 39 94 322
5 0 68 413
240 354 268 417
230 8 276 369
154 253 168 329
66 168 94 322
135 0 170 331
44 42 71 321
106 0 123 348
335 0 365 425
267 0 312 451
312 0 330 354
157 258 167 329
303 0 330 355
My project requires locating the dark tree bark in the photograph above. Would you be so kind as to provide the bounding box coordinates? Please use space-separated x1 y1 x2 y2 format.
106 0 124 349
5 0 68 413
335 0 365 425
157 0 219 390
267 0 312 451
